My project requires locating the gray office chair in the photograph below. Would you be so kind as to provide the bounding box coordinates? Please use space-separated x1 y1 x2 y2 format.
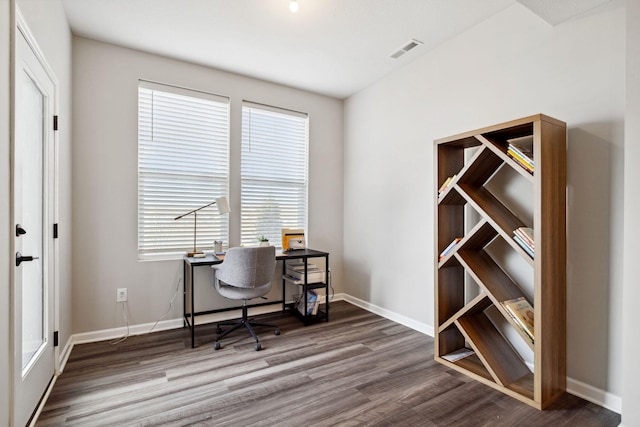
211 246 280 351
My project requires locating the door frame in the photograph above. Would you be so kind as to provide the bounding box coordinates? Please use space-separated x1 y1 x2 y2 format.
10 6 60 425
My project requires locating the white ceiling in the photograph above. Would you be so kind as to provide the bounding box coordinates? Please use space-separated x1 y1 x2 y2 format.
61 0 613 99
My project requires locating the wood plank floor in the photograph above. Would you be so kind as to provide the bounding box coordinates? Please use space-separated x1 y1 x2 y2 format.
36 301 621 426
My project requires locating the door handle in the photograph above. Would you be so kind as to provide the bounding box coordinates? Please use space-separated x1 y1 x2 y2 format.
16 252 39 267
16 224 27 236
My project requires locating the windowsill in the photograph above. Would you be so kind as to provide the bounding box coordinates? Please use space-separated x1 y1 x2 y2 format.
138 250 220 262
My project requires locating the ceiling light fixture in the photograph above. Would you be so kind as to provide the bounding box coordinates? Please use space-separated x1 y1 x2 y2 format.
289 0 299 13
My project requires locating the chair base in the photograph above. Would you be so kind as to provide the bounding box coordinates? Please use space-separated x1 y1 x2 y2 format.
213 302 280 351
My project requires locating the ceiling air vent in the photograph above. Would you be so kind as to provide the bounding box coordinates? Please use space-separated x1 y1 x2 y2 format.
390 39 423 59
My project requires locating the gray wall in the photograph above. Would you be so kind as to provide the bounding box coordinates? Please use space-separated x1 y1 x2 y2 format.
622 0 640 424
343 2 625 408
71 37 344 334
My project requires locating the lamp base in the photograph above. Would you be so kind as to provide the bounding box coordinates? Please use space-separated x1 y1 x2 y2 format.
188 251 205 258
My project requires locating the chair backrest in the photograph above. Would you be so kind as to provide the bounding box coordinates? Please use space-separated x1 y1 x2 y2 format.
214 246 276 289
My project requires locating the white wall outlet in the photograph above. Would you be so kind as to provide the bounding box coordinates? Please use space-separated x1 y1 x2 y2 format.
116 288 127 302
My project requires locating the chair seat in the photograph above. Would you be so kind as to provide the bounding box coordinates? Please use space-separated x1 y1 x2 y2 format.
215 281 271 300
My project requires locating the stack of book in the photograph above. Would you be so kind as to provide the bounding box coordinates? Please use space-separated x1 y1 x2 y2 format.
507 137 534 174
439 237 461 261
501 297 534 344
513 227 534 258
438 174 456 196
285 263 326 284
297 290 320 316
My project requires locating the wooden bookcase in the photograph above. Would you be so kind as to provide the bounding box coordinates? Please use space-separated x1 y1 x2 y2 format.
434 114 566 409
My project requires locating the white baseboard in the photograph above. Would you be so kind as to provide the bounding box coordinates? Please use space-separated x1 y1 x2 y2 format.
29 375 58 427
72 317 186 345
567 377 621 414
56 334 74 374
340 293 435 336
61 293 620 414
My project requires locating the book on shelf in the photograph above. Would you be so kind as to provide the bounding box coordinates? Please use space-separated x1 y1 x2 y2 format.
441 348 475 362
438 174 457 195
514 227 534 246
508 135 534 158
312 292 324 315
501 297 534 344
507 148 534 172
513 227 534 258
439 237 461 261
507 136 534 174
297 290 318 316
514 235 534 258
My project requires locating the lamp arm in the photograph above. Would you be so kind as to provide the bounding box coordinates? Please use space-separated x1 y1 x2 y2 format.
174 200 217 220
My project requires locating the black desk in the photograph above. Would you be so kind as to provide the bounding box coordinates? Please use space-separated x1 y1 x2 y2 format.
183 248 329 348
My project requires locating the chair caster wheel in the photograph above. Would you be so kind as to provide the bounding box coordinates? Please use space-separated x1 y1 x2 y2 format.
255 343 262 351
274 329 280 336
214 342 221 350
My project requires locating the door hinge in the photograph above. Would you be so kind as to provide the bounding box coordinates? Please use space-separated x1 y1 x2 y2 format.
53 223 58 239
53 331 59 347
53 115 58 131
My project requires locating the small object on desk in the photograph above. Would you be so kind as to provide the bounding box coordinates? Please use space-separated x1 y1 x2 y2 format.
281 228 305 251
192 253 206 258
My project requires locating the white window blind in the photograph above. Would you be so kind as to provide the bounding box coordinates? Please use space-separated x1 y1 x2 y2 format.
138 81 229 259
241 102 309 248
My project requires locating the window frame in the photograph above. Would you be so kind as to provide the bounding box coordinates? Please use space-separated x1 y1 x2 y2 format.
137 80 230 261
240 101 309 249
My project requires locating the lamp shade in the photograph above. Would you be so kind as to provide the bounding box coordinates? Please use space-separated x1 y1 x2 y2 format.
215 196 230 214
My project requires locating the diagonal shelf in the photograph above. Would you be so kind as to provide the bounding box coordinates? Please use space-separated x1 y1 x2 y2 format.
439 292 491 332
438 184 466 205
456 184 534 267
456 313 531 388
456 248 526 304
438 218 493 268
456 144 504 187
457 185 525 235
456 245 535 351
455 353 495 383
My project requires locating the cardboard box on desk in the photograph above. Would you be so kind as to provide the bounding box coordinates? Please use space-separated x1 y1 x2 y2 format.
281 228 305 251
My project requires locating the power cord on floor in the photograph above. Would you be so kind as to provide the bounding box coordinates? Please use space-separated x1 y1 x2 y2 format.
328 268 334 301
148 276 182 334
110 302 130 345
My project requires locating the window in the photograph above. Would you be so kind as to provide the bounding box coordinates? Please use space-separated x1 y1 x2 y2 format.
241 102 309 248
138 81 229 259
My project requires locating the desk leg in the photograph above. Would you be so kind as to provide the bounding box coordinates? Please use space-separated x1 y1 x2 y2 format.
282 259 286 312
183 260 187 328
190 263 196 348
325 254 330 322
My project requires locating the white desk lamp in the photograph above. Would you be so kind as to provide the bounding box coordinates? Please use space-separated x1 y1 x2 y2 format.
174 196 230 257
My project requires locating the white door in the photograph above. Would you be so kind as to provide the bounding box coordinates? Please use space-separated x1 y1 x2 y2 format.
13 21 57 427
